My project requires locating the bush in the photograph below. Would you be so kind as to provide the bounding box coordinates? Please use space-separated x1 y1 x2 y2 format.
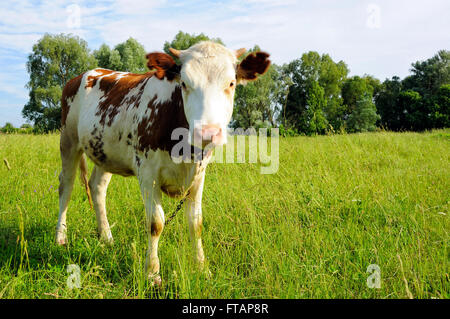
1 123 19 134
278 124 300 137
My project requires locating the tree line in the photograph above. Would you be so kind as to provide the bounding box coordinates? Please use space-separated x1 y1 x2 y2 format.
20 32 449 134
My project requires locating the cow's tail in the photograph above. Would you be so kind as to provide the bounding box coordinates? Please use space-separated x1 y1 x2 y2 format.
79 153 93 209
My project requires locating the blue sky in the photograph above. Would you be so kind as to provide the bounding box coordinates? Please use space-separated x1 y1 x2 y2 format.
0 0 449 127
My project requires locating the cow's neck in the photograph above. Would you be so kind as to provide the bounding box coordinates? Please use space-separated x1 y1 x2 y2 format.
137 81 209 163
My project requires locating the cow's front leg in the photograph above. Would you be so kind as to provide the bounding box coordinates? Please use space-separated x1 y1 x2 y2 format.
139 177 164 286
185 172 207 270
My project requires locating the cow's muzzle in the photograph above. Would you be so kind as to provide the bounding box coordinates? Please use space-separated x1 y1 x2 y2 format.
193 124 224 148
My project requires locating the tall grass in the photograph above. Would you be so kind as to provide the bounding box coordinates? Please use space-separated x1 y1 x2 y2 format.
0 130 448 298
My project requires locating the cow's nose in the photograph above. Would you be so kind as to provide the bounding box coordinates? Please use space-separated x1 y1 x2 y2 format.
194 124 223 148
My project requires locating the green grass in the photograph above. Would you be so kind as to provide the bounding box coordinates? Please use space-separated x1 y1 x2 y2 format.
0 130 448 299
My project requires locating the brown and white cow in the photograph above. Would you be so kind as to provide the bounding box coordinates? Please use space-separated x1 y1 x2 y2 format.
56 41 270 284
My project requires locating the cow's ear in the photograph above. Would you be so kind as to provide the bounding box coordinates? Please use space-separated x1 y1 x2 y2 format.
236 51 271 84
146 52 180 80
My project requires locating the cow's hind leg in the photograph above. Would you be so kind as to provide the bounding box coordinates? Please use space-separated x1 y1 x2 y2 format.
56 134 82 245
88 165 113 244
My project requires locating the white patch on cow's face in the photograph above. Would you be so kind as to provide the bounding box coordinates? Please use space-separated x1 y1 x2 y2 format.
178 42 237 147
146 76 178 105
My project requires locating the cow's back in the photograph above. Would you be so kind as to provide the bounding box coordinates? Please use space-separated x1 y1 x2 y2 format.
62 69 146 175
61 68 185 177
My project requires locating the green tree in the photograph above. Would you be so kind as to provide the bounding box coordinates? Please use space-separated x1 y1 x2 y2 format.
363 74 381 96
342 76 380 132
233 46 281 129
375 76 404 130
93 44 122 71
115 38 147 73
22 33 97 131
163 31 223 62
403 50 450 96
304 81 328 134
342 76 374 114
278 58 306 131
397 90 424 130
346 93 380 132
434 84 450 128
279 51 348 133
320 58 349 132
375 51 449 131
402 50 450 130
94 38 147 73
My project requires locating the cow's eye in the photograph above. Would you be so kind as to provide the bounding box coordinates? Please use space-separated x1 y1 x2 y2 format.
230 82 235 88
181 82 186 89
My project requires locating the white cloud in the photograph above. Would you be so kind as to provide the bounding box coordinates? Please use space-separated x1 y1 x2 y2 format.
0 0 449 126
0 0 448 67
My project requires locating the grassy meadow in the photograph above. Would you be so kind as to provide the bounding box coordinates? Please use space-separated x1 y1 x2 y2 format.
0 130 448 299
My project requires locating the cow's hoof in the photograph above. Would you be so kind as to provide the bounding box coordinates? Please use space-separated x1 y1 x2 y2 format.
150 275 162 287
98 231 114 246
56 238 67 246
100 236 114 246
55 232 67 246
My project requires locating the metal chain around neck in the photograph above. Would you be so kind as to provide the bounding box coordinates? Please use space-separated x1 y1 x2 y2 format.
164 159 205 226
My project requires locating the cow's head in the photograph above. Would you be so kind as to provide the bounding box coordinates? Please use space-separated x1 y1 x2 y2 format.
146 41 270 149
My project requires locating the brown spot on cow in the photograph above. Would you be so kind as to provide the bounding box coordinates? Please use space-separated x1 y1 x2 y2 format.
85 76 98 89
89 135 107 163
95 72 151 127
224 86 235 102
62 69 118 127
135 155 141 167
61 72 85 126
86 69 115 89
137 86 190 154
98 73 119 93
151 220 163 236
195 221 203 238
